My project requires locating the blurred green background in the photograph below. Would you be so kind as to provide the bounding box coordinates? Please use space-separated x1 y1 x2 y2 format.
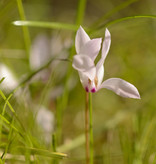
1 0 156 163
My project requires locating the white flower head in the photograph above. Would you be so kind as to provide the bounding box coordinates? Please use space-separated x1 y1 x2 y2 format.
36 106 54 133
30 34 51 70
72 26 140 99
36 106 54 143
0 64 18 90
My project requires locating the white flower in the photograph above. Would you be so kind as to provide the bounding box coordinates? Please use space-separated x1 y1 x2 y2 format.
36 106 54 133
72 26 140 99
36 106 54 143
30 34 51 70
0 64 18 90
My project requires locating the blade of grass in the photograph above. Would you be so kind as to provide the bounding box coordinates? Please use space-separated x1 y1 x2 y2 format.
56 0 87 145
94 15 156 32
0 89 27 139
1 121 14 162
13 20 79 31
0 93 32 162
105 15 156 27
0 90 15 113
0 114 19 133
2 93 13 115
0 77 5 84
17 147 67 159
57 134 85 152
139 118 156 161
90 0 138 29
16 0 31 59
0 90 13 144
76 0 87 25
0 152 33 162
52 134 58 164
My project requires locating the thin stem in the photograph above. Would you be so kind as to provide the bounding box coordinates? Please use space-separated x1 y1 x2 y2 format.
89 93 94 164
55 0 87 145
85 92 89 164
0 92 13 143
76 0 87 25
16 0 31 59
52 133 59 164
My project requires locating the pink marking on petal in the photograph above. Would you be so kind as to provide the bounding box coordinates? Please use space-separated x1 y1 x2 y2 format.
85 87 89 92
91 88 96 93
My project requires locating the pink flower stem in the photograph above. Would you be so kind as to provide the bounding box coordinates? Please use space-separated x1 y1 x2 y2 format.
85 92 90 164
89 92 94 164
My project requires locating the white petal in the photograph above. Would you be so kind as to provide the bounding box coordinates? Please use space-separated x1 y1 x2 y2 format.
96 28 111 70
75 26 90 54
102 28 111 61
98 78 140 99
78 71 88 89
72 55 96 80
80 38 102 61
96 65 104 87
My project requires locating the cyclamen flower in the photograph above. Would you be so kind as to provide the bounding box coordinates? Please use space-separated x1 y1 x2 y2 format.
72 26 140 99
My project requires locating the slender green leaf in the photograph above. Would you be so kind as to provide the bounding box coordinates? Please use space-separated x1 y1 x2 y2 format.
100 15 156 29
0 90 26 134
13 20 79 31
0 114 19 133
55 0 86 145
0 90 15 113
0 77 5 84
57 134 85 152
90 0 138 28
16 0 31 59
76 0 87 25
17 147 67 159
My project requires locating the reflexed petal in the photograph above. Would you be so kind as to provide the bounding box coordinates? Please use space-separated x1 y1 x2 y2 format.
96 28 111 70
72 55 96 80
98 78 140 99
75 26 90 54
80 38 102 61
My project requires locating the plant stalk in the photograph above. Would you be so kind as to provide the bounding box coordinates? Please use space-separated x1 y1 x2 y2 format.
85 92 89 164
89 92 93 164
